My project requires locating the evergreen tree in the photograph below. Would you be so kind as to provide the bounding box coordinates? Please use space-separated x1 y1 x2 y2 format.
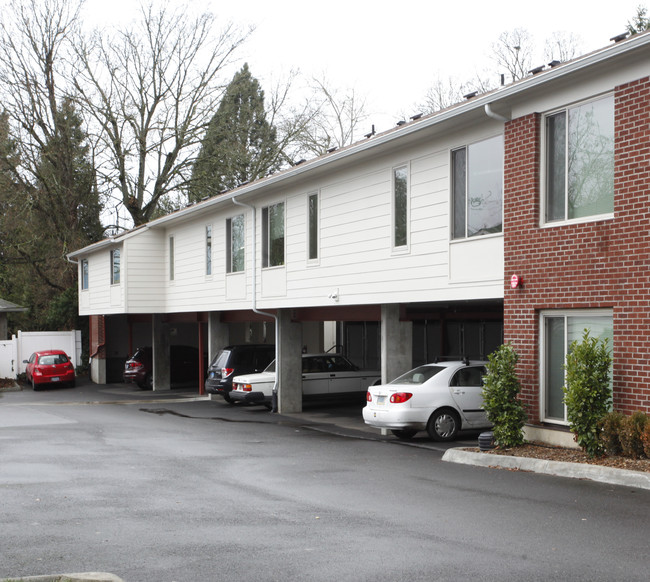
0 99 103 332
627 5 650 34
189 64 281 202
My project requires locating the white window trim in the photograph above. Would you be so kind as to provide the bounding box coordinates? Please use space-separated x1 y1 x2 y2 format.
205 224 213 277
80 259 89 291
307 191 320 265
539 93 615 228
262 201 286 270
391 163 410 254
450 134 504 241
169 235 175 282
110 249 121 286
226 214 246 275
539 308 613 425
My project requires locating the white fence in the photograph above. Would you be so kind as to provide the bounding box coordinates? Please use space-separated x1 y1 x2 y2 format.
0 330 82 379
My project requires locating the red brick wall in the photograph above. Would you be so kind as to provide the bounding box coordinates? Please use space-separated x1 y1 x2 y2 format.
503 77 650 422
89 315 106 359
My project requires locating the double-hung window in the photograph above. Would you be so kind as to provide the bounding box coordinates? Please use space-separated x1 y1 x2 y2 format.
452 135 504 239
226 214 245 273
262 202 284 268
110 249 120 285
544 95 614 223
541 310 613 423
206 225 212 275
308 193 319 261
81 259 89 290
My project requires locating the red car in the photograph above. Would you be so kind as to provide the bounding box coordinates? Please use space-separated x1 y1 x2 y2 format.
24 350 76 390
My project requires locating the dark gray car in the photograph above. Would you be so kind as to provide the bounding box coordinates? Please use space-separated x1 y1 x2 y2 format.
205 344 275 402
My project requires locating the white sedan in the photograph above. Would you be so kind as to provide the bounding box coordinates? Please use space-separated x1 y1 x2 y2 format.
363 360 491 441
231 353 381 408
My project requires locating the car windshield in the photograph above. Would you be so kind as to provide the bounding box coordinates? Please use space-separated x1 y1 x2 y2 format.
390 365 445 385
211 350 231 368
38 354 68 365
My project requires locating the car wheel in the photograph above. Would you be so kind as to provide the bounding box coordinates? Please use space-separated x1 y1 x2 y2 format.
32 379 39 391
69 379 76 388
137 374 153 390
391 429 418 440
426 409 460 442
222 392 233 404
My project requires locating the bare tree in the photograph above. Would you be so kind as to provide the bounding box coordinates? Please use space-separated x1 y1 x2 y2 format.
544 31 582 63
73 2 249 226
288 77 369 158
491 28 534 83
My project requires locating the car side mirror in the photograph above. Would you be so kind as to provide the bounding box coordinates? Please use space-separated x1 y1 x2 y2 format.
22 359 28 364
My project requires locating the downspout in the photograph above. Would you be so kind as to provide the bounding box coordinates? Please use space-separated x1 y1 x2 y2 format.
484 103 510 123
232 196 280 412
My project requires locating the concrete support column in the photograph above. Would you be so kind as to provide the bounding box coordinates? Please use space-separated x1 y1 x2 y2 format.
152 314 171 391
381 304 412 383
276 309 302 413
208 312 229 362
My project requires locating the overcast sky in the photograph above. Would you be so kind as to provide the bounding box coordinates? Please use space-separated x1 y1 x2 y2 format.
83 0 644 132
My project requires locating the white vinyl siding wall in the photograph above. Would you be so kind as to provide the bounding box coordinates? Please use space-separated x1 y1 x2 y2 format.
76 125 505 315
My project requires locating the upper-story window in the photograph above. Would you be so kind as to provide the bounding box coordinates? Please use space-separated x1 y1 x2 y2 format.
393 165 409 248
544 94 614 223
452 135 504 239
206 225 212 276
226 214 245 273
308 193 319 261
81 259 89 290
110 249 120 285
262 202 284 268
169 236 175 281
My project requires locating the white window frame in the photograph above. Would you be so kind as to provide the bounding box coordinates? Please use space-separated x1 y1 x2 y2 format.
169 236 175 281
110 249 120 285
205 225 212 276
391 164 410 252
262 201 285 269
81 259 89 290
307 191 319 263
540 93 615 227
451 134 504 241
226 214 245 274
539 309 613 425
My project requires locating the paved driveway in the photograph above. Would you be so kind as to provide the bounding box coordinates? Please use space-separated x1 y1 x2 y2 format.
1 379 648 582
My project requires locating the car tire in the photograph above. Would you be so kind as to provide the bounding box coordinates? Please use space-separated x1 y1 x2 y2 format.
69 379 76 388
426 409 460 442
137 374 153 390
222 392 233 404
32 379 39 391
391 429 418 440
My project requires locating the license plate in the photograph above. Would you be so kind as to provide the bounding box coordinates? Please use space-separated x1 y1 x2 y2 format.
376 395 386 405
51 377 60 382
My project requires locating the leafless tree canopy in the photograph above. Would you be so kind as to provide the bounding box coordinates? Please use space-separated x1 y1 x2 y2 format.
73 2 250 226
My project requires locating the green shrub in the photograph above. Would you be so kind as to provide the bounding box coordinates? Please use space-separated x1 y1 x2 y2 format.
619 412 648 459
482 343 527 448
598 411 625 455
563 330 612 457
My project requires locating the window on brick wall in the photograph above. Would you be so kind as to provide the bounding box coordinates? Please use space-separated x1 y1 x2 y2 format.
544 95 614 223
451 135 503 239
540 310 613 423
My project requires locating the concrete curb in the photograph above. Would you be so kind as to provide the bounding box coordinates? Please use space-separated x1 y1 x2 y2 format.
0 573 124 582
442 448 650 490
